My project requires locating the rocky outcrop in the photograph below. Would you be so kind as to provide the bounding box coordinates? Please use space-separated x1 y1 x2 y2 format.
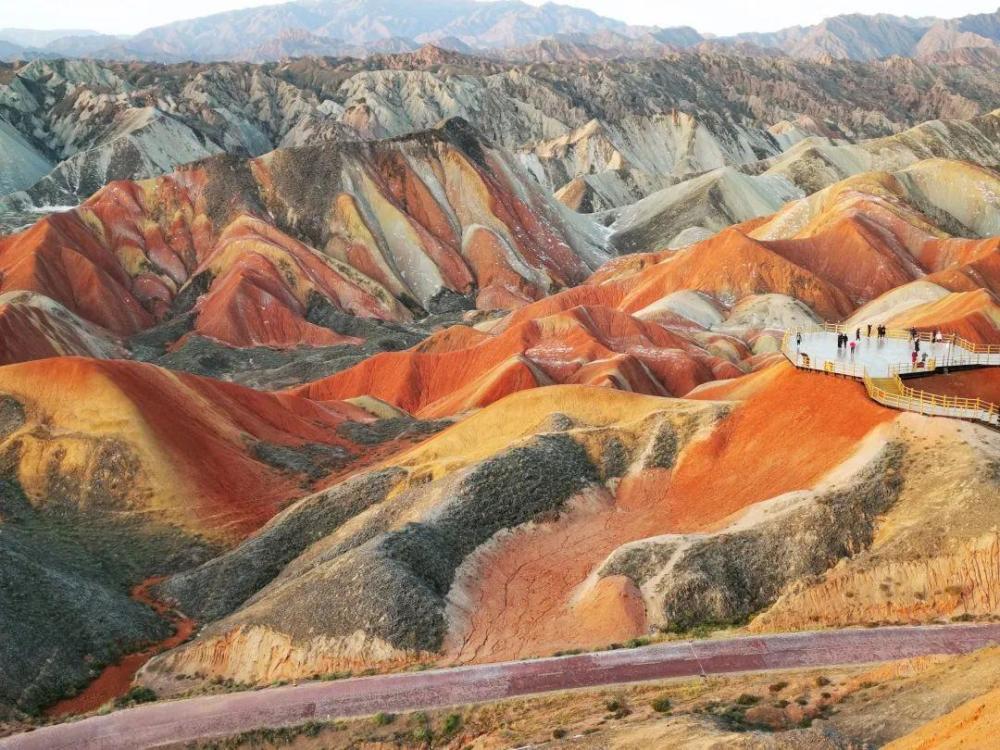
0 119 606 349
5 49 1000 222
520 113 782 211
596 440 907 629
751 415 1000 631
144 427 600 685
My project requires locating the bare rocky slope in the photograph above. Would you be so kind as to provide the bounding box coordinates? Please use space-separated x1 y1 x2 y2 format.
5 48 1000 231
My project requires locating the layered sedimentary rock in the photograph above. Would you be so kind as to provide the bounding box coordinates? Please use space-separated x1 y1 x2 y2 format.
5 48 1000 227
0 355 447 713
0 119 605 355
609 114 1000 250
519 113 782 212
0 291 125 364
291 304 743 417
136 365 909 685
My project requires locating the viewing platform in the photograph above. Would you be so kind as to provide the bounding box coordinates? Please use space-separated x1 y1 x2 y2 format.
781 324 999 428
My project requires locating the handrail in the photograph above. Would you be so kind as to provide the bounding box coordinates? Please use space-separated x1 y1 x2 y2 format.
785 329 999 427
866 375 1000 421
807 322 1000 355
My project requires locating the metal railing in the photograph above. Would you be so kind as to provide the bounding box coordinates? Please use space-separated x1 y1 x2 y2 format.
864 373 1000 426
781 328 999 428
808 322 1000 356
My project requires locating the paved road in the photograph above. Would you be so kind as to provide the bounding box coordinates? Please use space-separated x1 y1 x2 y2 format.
5 624 1000 750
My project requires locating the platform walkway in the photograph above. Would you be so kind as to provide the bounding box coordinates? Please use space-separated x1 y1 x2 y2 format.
781 324 999 428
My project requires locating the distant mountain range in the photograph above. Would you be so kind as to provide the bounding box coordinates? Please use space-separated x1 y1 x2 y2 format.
2 2 1000 63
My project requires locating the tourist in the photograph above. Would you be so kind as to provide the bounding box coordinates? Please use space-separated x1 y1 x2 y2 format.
911 350 918 366
914 338 920 353
849 340 857 358
796 332 802 347
867 323 872 337
855 327 861 341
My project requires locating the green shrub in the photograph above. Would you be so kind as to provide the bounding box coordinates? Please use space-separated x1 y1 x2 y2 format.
651 697 672 713
768 681 788 693
552 728 567 739
412 726 433 742
114 686 157 708
735 694 759 706
443 713 462 734
373 712 395 726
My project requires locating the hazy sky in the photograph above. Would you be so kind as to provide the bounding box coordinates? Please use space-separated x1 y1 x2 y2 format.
2 0 997 37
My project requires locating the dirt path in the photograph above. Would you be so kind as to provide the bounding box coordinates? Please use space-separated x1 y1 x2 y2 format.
6 624 1000 750
43 578 195 718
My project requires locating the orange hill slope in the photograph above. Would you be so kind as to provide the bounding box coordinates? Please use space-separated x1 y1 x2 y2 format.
290 162 1000 420
506 164 1000 338
0 118 604 349
885 686 1000 750
0 357 394 541
291 304 742 416
917 369 1000 405
444 365 897 663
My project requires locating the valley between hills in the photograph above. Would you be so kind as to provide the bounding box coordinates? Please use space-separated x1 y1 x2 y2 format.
0 23 999 750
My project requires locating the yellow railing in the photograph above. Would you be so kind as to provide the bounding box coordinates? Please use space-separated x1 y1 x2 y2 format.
863 373 999 425
813 322 1000 355
784 329 1000 427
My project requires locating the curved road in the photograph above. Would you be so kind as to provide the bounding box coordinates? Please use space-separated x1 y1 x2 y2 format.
4 624 1000 750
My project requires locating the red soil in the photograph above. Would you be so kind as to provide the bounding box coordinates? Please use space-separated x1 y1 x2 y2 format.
445 365 896 662
0 357 388 540
886 289 1000 345
764 214 917 304
664 365 895 531
413 325 491 354
0 213 155 335
188 253 362 349
916 369 1000 406
44 577 195 718
293 305 730 416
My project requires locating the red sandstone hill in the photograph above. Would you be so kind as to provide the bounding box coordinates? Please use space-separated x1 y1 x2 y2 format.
0 356 424 541
0 118 604 352
0 291 126 365
284 161 1000 417
291 304 743 417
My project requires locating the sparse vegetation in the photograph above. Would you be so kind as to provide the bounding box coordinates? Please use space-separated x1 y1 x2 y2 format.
442 712 462 734
114 686 158 708
651 696 672 713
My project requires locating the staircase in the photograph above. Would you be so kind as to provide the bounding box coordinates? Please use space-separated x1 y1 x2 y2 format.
781 325 1000 428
